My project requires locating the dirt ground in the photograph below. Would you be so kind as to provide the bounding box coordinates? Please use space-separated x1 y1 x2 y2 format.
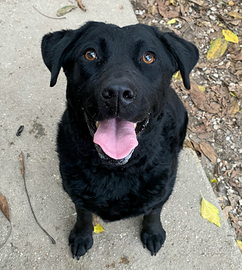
131 0 242 242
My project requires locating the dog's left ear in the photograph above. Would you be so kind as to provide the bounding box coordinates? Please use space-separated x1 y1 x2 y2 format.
157 31 199 89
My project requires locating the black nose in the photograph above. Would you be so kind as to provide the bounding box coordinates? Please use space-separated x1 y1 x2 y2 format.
101 84 135 106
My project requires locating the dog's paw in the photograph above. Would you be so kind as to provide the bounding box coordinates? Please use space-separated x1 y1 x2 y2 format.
69 229 93 260
141 229 166 256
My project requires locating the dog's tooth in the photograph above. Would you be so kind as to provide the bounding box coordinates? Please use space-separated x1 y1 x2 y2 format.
96 121 99 128
134 123 137 128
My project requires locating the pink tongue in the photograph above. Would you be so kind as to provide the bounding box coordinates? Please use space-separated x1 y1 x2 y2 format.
93 118 138 160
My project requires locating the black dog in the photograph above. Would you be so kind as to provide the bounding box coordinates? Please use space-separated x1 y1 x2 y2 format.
41 22 199 259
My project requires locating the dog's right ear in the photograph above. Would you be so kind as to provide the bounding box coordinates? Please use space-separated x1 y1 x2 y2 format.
41 29 75 87
41 22 101 87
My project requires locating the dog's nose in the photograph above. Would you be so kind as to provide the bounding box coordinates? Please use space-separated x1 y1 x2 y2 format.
101 84 135 106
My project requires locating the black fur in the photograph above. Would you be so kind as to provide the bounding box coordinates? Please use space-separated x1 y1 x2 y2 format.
41 22 199 259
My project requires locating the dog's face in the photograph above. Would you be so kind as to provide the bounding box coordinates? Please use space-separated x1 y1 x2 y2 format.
42 22 199 165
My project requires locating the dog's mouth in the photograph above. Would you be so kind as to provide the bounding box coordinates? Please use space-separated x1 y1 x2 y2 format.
83 109 150 165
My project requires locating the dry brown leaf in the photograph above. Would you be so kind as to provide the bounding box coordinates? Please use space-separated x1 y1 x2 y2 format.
228 193 240 208
198 133 213 141
190 139 202 155
190 82 220 114
0 192 10 222
228 11 242 20
228 99 240 115
222 206 232 220
183 138 193 149
148 5 158 15
199 142 216 163
230 50 242 61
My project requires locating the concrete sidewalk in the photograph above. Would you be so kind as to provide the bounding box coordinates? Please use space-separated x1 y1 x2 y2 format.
0 0 241 269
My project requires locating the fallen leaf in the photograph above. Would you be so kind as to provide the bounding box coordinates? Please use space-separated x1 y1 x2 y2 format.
230 50 242 61
94 223 105 234
228 11 242 20
198 85 206 92
228 1 234 6
228 193 240 208
228 99 240 115
0 192 10 221
148 5 158 15
184 138 202 156
167 18 176 25
207 38 228 61
183 138 193 149
236 240 242 253
222 29 239 44
169 0 176 6
210 178 217 183
174 70 182 80
56 5 76 17
199 142 216 163
230 91 237 98
201 194 221 227
222 206 232 220
190 82 220 114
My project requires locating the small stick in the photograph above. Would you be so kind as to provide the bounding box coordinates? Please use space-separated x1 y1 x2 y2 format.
33 6 66 20
76 0 86 11
19 152 56 244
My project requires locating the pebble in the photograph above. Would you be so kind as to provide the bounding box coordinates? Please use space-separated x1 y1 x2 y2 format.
209 15 216 21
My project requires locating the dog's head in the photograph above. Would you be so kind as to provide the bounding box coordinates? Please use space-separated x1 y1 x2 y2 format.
42 22 198 165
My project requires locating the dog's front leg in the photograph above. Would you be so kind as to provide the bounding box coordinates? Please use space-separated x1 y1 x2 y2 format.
141 207 166 256
69 206 94 260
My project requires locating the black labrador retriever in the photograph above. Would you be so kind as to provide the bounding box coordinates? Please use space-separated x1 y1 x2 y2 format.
41 22 199 259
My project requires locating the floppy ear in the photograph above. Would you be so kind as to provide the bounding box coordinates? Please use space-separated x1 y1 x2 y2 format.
158 31 199 89
41 29 77 87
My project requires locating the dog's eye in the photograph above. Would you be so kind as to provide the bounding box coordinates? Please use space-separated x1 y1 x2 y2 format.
142 52 155 64
85 50 97 61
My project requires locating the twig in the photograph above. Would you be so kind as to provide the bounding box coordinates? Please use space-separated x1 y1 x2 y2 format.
76 0 86 11
19 152 56 244
33 6 66 20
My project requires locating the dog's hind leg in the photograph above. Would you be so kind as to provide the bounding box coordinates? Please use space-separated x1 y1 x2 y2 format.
69 206 94 260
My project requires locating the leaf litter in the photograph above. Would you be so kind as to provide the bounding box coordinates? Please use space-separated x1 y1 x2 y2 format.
131 0 242 247
0 192 12 249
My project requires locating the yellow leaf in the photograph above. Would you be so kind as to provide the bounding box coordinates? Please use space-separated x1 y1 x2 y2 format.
167 18 177 25
170 0 177 6
198 85 206 92
228 1 234 6
207 38 227 61
222 29 239 44
174 71 182 80
228 11 242 19
201 195 221 227
236 240 242 253
230 91 237 98
210 178 217 183
94 223 105 234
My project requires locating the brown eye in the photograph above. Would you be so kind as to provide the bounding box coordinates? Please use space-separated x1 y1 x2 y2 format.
85 50 97 61
142 52 155 64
